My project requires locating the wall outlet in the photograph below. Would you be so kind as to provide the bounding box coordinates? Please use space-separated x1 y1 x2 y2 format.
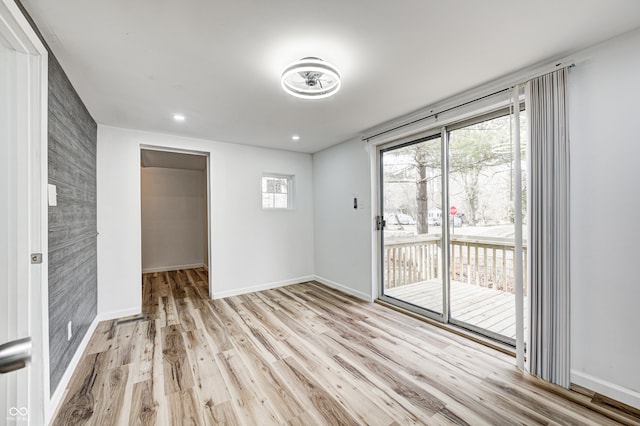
67 321 72 341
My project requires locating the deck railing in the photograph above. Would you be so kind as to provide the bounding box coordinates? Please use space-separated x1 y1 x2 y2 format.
384 236 441 287
384 235 527 294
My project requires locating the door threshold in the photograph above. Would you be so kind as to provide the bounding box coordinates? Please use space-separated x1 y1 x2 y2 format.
375 298 515 357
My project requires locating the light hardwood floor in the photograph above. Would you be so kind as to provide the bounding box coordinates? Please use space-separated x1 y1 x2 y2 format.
51 269 639 425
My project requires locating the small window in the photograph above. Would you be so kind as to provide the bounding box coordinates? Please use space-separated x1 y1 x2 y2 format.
262 174 294 209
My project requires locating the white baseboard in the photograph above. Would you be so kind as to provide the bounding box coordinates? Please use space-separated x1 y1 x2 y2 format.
97 307 142 322
571 369 640 409
313 275 374 302
47 306 142 422
212 275 315 299
142 263 205 274
47 315 100 423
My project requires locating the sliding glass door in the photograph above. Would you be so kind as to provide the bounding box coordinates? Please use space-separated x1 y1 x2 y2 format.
380 134 444 318
447 112 527 342
379 108 527 345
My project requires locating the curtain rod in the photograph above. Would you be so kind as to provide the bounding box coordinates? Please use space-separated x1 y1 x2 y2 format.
362 88 510 142
362 60 575 142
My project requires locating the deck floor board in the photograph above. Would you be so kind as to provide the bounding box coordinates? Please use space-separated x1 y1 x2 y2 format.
385 280 521 339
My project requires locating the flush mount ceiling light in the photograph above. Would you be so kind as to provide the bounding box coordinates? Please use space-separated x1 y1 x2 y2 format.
281 57 341 99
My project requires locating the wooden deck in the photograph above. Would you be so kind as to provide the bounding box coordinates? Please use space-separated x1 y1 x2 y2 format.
385 280 522 339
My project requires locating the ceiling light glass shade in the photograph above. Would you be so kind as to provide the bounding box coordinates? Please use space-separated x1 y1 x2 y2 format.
281 57 341 99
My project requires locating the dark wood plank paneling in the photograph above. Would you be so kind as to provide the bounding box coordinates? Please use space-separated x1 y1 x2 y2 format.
47 54 97 394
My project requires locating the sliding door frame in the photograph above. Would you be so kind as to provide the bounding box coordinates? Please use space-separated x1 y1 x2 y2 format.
441 127 451 324
378 130 445 323
377 105 523 347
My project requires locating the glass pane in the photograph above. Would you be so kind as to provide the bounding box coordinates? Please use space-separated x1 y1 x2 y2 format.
262 176 290 208
447 112 527 341
262 193 272 208
273 193 288 208
381 136 443 315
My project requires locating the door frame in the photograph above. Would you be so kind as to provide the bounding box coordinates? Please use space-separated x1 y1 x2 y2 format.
374 103 522 347
376 131 447 324
138 145 213 297
0 0 49 424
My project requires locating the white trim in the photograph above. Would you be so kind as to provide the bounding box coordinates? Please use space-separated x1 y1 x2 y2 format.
370 145 381 302
142 263 205 274
47 316 100 423
314 275 374 302
34 50 50 425
212 276 314 299
512 88 525 370
0 0 46 53
47 306 142 422
205 154 211 296
1 1 49 424
139 144 209 157
571 370 640 410
97 308 142 322
138 144 213 301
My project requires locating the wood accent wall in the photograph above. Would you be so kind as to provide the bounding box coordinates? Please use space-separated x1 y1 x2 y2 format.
14 1 99 395
46 55 98 394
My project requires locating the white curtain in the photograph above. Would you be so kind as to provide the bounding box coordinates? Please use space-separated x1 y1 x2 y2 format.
526 68 570 387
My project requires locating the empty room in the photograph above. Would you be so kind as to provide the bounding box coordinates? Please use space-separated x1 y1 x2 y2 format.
1 0 640 424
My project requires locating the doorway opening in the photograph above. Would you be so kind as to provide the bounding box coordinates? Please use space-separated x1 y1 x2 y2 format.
140 148 211 296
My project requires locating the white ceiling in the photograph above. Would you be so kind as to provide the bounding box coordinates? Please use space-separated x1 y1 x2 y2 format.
21 0 640 153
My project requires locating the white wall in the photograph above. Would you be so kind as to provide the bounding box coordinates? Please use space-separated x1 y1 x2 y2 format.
312 29 640 408
97 125 314 316
569 28 640 407
94 29 640 409
141 167 206 273
313 138 373 301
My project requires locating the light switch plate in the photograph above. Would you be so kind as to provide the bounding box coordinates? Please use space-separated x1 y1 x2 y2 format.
48 184 57 206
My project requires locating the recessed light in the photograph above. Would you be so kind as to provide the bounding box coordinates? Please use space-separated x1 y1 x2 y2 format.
173 114 185 121
291 135 300 141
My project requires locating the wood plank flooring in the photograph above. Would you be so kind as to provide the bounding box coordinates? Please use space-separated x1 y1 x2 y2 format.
51 268 638 425
385 280 521 339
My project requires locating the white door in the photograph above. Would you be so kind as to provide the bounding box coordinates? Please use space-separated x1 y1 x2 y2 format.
0 37 32 426
0 1 48 424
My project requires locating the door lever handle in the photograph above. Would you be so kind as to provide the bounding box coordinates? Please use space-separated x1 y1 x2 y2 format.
0 337 31 374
